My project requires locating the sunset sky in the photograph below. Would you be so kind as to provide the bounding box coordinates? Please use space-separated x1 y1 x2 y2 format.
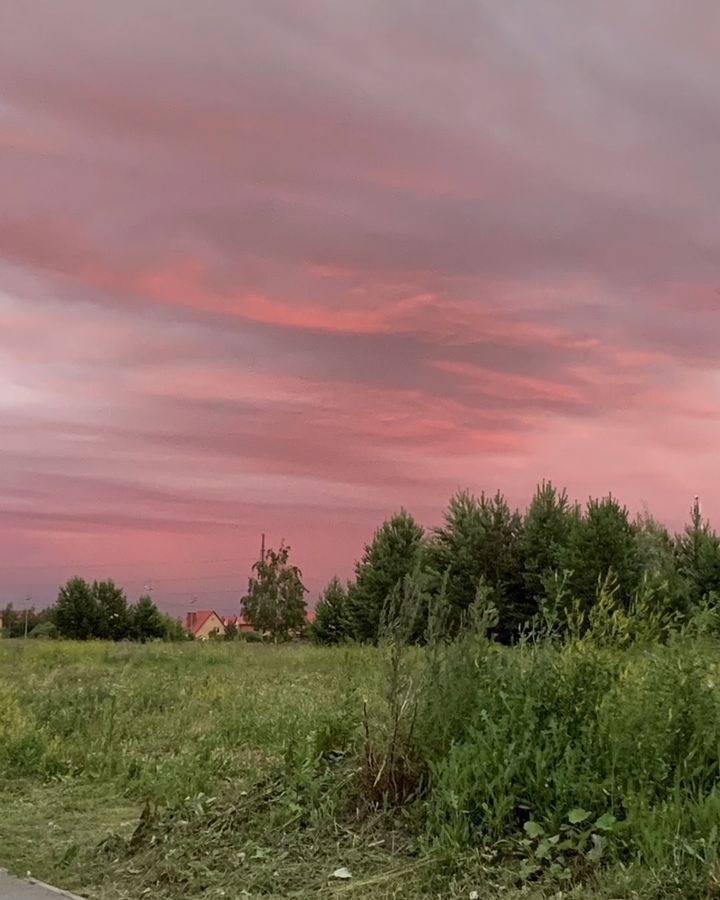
2 2 720 613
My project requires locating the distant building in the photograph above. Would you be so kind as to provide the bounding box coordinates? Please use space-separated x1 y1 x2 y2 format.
223 614 254 633
183 609 226 640
182 608 315 640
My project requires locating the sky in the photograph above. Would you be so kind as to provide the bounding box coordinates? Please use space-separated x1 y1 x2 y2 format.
1 1 720 614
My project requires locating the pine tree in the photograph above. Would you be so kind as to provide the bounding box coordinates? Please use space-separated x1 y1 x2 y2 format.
346 510 425 643
518 482 578 617
311 576 351 644
130 595 166 641
427 490 522 639
560 495 640 614
633 510 685 615
675 497 720 608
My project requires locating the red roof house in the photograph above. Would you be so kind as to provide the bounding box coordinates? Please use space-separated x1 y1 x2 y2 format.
183 609 226 640
222 614 254 633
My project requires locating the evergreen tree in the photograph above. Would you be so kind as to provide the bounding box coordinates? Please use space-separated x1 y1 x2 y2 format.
346 510 425 643
635 510 676 580
242 542 307 641
130 595 166 641
675 498 720 608
633 510 685 615
311 576 351 644
94 580 131 640
427 491 522 639
518 482 577 613
560 495 640 613
54 577 100 639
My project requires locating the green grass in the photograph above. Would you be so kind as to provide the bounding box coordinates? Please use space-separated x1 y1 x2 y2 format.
2 637 720 899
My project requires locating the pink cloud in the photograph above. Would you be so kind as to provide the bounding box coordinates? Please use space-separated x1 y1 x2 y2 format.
1 2 720 612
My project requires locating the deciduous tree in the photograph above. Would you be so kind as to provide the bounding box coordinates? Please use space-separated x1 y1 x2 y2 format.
54 577 100 640
242 542 307 641
94 580 131 640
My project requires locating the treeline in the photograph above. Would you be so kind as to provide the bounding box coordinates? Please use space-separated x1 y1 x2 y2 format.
1 577 186 641
311 483 720 644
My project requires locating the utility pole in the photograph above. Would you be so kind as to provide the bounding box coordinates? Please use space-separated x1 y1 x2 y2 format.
24 597 30 639
244 533 265 614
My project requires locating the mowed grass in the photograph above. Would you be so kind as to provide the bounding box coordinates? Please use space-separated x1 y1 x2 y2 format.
3 636 720 899
0 641 391 898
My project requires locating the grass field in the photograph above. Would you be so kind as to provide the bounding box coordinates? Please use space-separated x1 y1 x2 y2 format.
2 636 720 899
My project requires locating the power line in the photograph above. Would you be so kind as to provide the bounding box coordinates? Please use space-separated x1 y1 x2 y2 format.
0 572 250 591
161 588 242 598
0 555 255 573
119 573 246 587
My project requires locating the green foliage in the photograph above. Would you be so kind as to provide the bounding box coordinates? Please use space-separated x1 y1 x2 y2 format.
635 510 676 581
574 572 679 647
417 631 720 882
3 638 720 899
130 595 166 641
223 620 238 641
28 621 58 640
238 630 263 643
10 487 720 900
347 510 425 643
427 490 522 639
1 603 52 638
242 542 307 641
633 510 687 618
54 577 100 640
23 486 720 654
560 495 641 617
518 481 578 615
516 809 618 882
45 579 184 643
160 612 190 642
94 580 131 640
675 498 720 608
310 576 351 644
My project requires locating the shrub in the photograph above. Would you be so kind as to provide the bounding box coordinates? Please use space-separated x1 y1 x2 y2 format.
239 630 264 643
29 621 58 640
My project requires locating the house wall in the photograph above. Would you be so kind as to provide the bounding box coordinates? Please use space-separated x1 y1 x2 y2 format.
195 613 225 640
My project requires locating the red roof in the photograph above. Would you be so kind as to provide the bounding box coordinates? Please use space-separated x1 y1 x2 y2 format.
223 614 253 631
183 609 222 635
183 609 315 635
